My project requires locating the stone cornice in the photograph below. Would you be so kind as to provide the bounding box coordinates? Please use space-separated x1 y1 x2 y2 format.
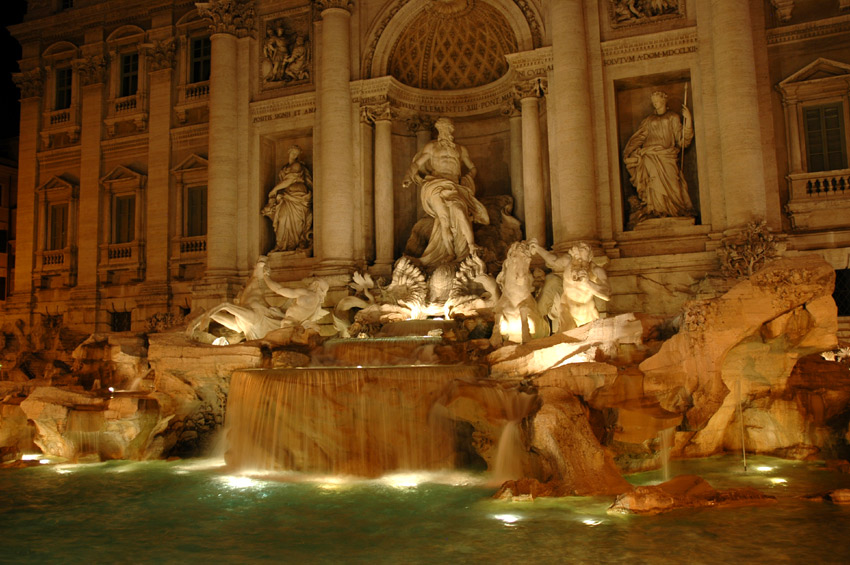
171 123 209 144
13 68 44 99
196 0 255 38
505 47 552 80
601 26 697 67
250 92 317 124
36 145 81 169
766 14 850 45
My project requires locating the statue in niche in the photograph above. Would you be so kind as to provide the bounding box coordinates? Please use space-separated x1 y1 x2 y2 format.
532 242 611 332
402 117 490 267
623 90 694 227
262 145 313 253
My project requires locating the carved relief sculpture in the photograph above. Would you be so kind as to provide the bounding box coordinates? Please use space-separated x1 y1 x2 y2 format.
261 13 311 86
623 89 694 227
262 145 313 253
532 242 611 332
402 117 489 266
610 0 681 25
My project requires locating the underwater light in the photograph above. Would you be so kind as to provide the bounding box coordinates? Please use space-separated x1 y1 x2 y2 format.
769 477 787 485
493 514 522 525
581 518 603 527
220 475 260 489
755 466 774 472
21 454 42 461
39 459 50 465
382 473 426 489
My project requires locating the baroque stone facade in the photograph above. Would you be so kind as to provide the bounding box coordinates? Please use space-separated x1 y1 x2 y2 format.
3 0 850 334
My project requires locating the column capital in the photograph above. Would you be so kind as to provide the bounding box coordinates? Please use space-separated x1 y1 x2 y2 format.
196 0 255 38
73 55 107 87
146 39 176 72
315 0 354 14
370 102 395 122
769 0 795 22
501 97 520 118
515 77 547 100
13 68 44 99
406 114 435 135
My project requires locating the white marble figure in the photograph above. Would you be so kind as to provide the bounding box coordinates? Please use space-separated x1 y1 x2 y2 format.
491 240 548 345
186 257 328 341
623 90 694 221
532 242 611 331
445 254 498 317
262 145 313 252
403 117 489 266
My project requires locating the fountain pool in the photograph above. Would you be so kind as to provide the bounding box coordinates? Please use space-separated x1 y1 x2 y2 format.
2 455 849 563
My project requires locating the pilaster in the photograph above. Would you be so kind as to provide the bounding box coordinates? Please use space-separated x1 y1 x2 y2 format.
516 77 547 245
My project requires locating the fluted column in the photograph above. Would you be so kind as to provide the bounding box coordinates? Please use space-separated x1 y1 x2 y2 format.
549 1 597 249
359 107 375 263
372 103 395 273
709 0 768 227
196 0 254 278
517 78 547 244
316 0 355 271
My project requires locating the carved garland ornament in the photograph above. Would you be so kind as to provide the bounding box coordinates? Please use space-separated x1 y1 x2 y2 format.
13 68 44 98
195 0 255 38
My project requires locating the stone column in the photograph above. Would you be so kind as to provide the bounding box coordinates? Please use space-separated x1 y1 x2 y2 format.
517 78 547 244
503 100 524 226
359 107 375 263
549 1 597 249
145 39 175 288
196 0 254 279
10 69 42 305
316 0 355 272
372 103 395 274
709 0 768 227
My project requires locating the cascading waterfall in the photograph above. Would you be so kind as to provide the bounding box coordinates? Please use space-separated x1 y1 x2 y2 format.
658 427 675 481
66 409 104 459
225 365 487 476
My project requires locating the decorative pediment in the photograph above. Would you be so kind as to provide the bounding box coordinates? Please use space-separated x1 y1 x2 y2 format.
37 175 77 196
107 25 146 45
777 58 850 101
100 165 146 190
780 58 850 86
172 154 208 183
42 41 78 60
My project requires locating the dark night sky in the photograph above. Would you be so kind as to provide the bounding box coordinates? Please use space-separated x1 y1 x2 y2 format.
1 0 28 144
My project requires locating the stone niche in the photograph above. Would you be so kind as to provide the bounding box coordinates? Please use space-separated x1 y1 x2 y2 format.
615 70 699 231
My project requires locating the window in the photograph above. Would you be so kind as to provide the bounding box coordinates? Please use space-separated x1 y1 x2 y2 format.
59 0 73 10
190 37 211 84
804 103 848 172
119 53 139 97
48 204 68 250
186 185 207 236
55 67 72 110
110 311 132 332
113 195 135 244
0 230 7 251
836 269 850 317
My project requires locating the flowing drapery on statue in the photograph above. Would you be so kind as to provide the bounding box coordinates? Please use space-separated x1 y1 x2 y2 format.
403 117 489 266
623 90 694 224
262 145 313 252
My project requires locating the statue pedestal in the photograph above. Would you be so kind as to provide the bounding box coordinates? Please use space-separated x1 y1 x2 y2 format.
633 217 695 231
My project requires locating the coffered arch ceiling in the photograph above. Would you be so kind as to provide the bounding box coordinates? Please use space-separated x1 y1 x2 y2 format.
365 0 543 90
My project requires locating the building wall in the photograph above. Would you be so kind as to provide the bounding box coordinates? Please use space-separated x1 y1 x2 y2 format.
4 0 850 334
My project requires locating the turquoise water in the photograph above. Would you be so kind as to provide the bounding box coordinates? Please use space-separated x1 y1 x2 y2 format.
2 455 850 564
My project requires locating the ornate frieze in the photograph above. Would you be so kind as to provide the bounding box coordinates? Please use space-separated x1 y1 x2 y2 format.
314 0 354 13
601 27 697 66
147 39 176 71
250 92 316 125
260 7 312 90
195 0 255 38
13 68 44 99
767 15 850 44
608 0 684 28
73 55 107 86
505 47 553 80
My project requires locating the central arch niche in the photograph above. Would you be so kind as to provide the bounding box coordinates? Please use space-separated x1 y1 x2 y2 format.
387 0 518 90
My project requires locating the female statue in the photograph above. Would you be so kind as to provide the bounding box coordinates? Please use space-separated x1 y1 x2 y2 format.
262 145 313 252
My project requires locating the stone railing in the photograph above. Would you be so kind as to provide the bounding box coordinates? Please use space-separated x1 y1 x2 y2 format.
179 235 207 254
107 243 134 260
49 109 71 125
788 169 850 200
40 249 68 268
184 82 210 101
